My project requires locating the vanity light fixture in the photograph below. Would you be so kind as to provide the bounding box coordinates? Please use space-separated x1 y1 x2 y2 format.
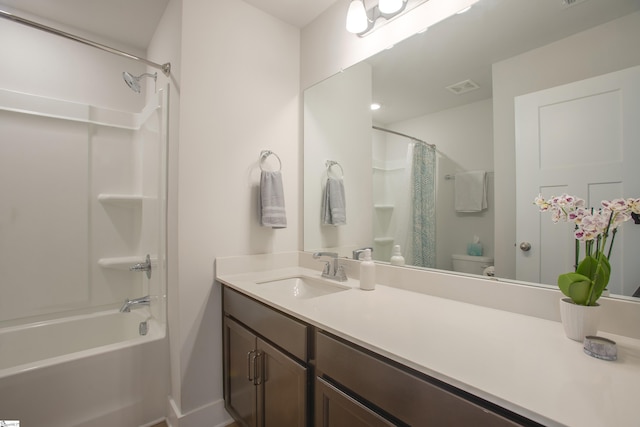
346 0 369 34
379 0 404 14
346 0 414 36
347 0 480 37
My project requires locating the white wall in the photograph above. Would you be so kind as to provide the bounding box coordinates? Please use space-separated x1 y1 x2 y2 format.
174 0 300 423
492 11 640 279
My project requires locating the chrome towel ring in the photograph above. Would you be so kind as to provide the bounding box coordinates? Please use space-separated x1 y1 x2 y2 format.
325 160 344 179
259 150 282 172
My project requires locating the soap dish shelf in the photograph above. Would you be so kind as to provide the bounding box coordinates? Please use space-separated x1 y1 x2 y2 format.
98 256 156 271
98 194 144 208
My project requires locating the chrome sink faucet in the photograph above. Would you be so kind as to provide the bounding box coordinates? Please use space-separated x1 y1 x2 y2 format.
120 295 151 312
352 247 373 260
312 252 347 282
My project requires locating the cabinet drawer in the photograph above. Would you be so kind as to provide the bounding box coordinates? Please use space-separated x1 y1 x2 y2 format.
316 331 524 427
316 377 396 427
223 286 308 361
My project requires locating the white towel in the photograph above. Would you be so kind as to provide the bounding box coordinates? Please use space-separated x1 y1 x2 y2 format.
260 170 287 228
321 177 346 226
454 170 487 212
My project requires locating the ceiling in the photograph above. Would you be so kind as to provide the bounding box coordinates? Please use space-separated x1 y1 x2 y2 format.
0 0 338 51
243 0 339 28
0 0 169 51
3 0 638 125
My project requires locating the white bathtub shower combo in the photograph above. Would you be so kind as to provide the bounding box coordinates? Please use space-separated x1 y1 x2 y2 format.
0 85 169 426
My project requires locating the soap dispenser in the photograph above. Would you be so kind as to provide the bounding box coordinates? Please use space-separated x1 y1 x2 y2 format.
390 245 405 266
359 248 375 291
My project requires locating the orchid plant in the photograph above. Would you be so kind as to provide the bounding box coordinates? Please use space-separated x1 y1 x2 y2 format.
534 194 640 306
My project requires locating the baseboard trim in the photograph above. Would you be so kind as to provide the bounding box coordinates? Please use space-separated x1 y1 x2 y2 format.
167 396 233 427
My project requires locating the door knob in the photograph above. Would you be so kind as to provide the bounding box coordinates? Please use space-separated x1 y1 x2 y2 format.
519 242 531 252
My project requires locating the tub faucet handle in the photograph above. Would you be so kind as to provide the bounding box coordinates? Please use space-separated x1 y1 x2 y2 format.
130 254 152 279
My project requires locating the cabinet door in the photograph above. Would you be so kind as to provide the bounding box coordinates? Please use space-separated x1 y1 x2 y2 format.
315 377 396 427
259 338 308 427
224 318 258 427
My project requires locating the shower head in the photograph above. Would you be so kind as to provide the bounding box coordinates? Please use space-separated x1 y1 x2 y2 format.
122 71 157 93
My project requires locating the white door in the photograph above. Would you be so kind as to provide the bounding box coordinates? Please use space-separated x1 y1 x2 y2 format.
515 66 640 296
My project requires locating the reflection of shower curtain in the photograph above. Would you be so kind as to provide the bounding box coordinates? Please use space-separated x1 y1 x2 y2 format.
412 143 436 267
394 142 436 268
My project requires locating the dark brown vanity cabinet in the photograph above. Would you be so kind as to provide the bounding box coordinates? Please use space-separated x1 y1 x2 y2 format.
223 287 310 427
315 331 535 427
222 285 538 427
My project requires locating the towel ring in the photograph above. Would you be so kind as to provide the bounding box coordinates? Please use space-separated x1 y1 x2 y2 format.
260 150 282 172
325 160 344 179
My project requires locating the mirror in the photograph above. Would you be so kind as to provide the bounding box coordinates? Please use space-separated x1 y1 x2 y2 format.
304 0 640 298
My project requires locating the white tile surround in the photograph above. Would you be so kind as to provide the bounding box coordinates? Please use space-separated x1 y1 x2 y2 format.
216 251 640 427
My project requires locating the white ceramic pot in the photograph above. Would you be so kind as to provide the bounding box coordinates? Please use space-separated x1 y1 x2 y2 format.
559 297 601 341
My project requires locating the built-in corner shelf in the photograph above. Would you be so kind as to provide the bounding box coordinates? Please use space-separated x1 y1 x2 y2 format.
373 237 394 245
98 256 146 271
97 193 143 208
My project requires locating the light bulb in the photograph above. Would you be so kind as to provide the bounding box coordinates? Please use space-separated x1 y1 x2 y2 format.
378 0 403 14
346 0 368 34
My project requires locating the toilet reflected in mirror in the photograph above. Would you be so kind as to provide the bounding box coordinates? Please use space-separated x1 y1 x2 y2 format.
451 254 493 276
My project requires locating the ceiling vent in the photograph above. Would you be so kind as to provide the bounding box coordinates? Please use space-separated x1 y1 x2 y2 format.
561 0 589 8
446 79 480 95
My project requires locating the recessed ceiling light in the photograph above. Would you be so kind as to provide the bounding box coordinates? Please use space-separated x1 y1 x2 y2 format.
371 103 382 110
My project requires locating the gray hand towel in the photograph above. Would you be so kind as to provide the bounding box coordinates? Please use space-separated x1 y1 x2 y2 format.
260 170 287 228
321 177 346 226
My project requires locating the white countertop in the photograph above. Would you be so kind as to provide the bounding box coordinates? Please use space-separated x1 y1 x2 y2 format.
216 262 640 427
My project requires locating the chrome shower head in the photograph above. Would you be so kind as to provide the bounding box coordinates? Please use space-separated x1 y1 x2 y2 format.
122 71 157 93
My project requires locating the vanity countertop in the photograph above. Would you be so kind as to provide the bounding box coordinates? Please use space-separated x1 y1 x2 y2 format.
216 261 640 427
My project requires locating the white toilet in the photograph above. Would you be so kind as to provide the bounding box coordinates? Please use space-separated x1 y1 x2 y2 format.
451 254 494 276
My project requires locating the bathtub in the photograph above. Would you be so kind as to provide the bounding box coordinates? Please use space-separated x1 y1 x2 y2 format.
0 309 168 427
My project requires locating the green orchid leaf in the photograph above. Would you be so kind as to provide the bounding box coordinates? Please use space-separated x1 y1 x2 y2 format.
576 254 610 304
558 272 592 305
576 256 597 279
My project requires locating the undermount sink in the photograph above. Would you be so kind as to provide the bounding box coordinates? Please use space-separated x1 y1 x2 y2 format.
256 276 349 299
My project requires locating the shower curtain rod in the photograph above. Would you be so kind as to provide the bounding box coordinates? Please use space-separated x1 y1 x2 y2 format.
0 9 171 76
372 126 435 148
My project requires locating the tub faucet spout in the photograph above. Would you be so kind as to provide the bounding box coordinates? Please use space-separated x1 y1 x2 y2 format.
120 295 151 312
